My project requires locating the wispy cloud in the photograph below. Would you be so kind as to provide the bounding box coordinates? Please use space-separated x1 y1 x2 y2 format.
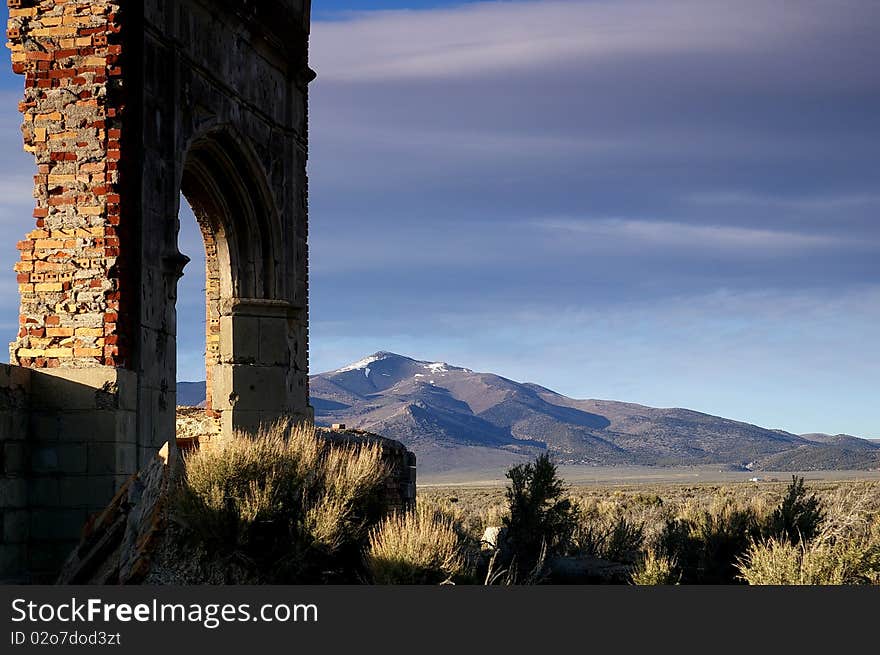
536 217 869 253
686 191 880 212
312 0 863 82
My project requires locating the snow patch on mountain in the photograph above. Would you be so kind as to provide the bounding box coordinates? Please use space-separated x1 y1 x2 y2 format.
336 354 384 373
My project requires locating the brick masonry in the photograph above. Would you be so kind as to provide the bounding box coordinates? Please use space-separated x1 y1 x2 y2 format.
7 0 127 370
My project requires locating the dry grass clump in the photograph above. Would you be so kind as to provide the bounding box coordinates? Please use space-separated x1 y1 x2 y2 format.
739 540 847 585
177 421 391 583
631 550 679 585
573 500 645 564
739 484 880 585
305 443 388 553
367 501 471 584
655 498 761 584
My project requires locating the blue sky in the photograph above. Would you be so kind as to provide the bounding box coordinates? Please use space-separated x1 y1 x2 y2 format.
2 1 879 437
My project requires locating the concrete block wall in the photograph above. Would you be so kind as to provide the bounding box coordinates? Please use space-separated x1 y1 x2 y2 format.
27 367 137 579
5 0 314 440
0 364 137 582
215 299 311 434
0 364 31 581
141 0 314 441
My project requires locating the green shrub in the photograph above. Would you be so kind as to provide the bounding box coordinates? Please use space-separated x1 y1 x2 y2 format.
574 509 644 564
177 421 391 583
766 476 824 543
502 453 578 577
366 502 470 584
657 501 759 584
421 477 880 586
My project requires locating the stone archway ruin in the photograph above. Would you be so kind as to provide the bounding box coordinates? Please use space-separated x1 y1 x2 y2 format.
180 128 306 438
1 0 314 581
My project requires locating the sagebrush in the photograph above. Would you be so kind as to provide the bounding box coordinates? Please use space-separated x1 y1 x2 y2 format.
366 501 471 584
422 472 880 585
177 421 391 583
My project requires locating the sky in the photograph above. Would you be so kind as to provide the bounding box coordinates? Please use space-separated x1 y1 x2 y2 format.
1 1 878 437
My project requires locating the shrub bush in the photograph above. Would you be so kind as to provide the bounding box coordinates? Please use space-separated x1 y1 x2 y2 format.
631 550 679 585
739 539 842 585
177 421 391 583
366 501 470 584
657 500 759 584
573 506 645 564
766 476 824 543
738 533 880 585
502 453 578 577
424 476 879 585
740 487 880 585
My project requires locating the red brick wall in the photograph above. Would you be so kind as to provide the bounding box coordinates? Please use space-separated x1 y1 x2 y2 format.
7 0 127 369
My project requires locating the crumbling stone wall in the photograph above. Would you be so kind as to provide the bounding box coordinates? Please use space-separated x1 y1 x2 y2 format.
1 0 317 582
141 0 314 444
319 427 418 512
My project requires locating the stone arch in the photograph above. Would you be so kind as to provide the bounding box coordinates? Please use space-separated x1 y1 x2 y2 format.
177 128 286 422
181 129 283 302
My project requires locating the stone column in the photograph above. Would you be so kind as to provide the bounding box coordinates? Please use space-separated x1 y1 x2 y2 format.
215 299 312 435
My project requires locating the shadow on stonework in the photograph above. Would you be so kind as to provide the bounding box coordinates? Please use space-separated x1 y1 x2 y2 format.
0 363 144 583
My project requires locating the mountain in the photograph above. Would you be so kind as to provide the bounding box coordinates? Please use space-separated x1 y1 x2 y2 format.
309 352 880 474
177 381 207 408
757 433 880 470
800 433 872 446
176 352 880 474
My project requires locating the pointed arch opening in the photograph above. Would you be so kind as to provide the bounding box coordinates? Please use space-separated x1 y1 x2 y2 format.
175 129 291 438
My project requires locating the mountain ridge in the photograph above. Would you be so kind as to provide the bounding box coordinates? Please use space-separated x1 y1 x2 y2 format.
307 352 880 473
176 351 880 474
